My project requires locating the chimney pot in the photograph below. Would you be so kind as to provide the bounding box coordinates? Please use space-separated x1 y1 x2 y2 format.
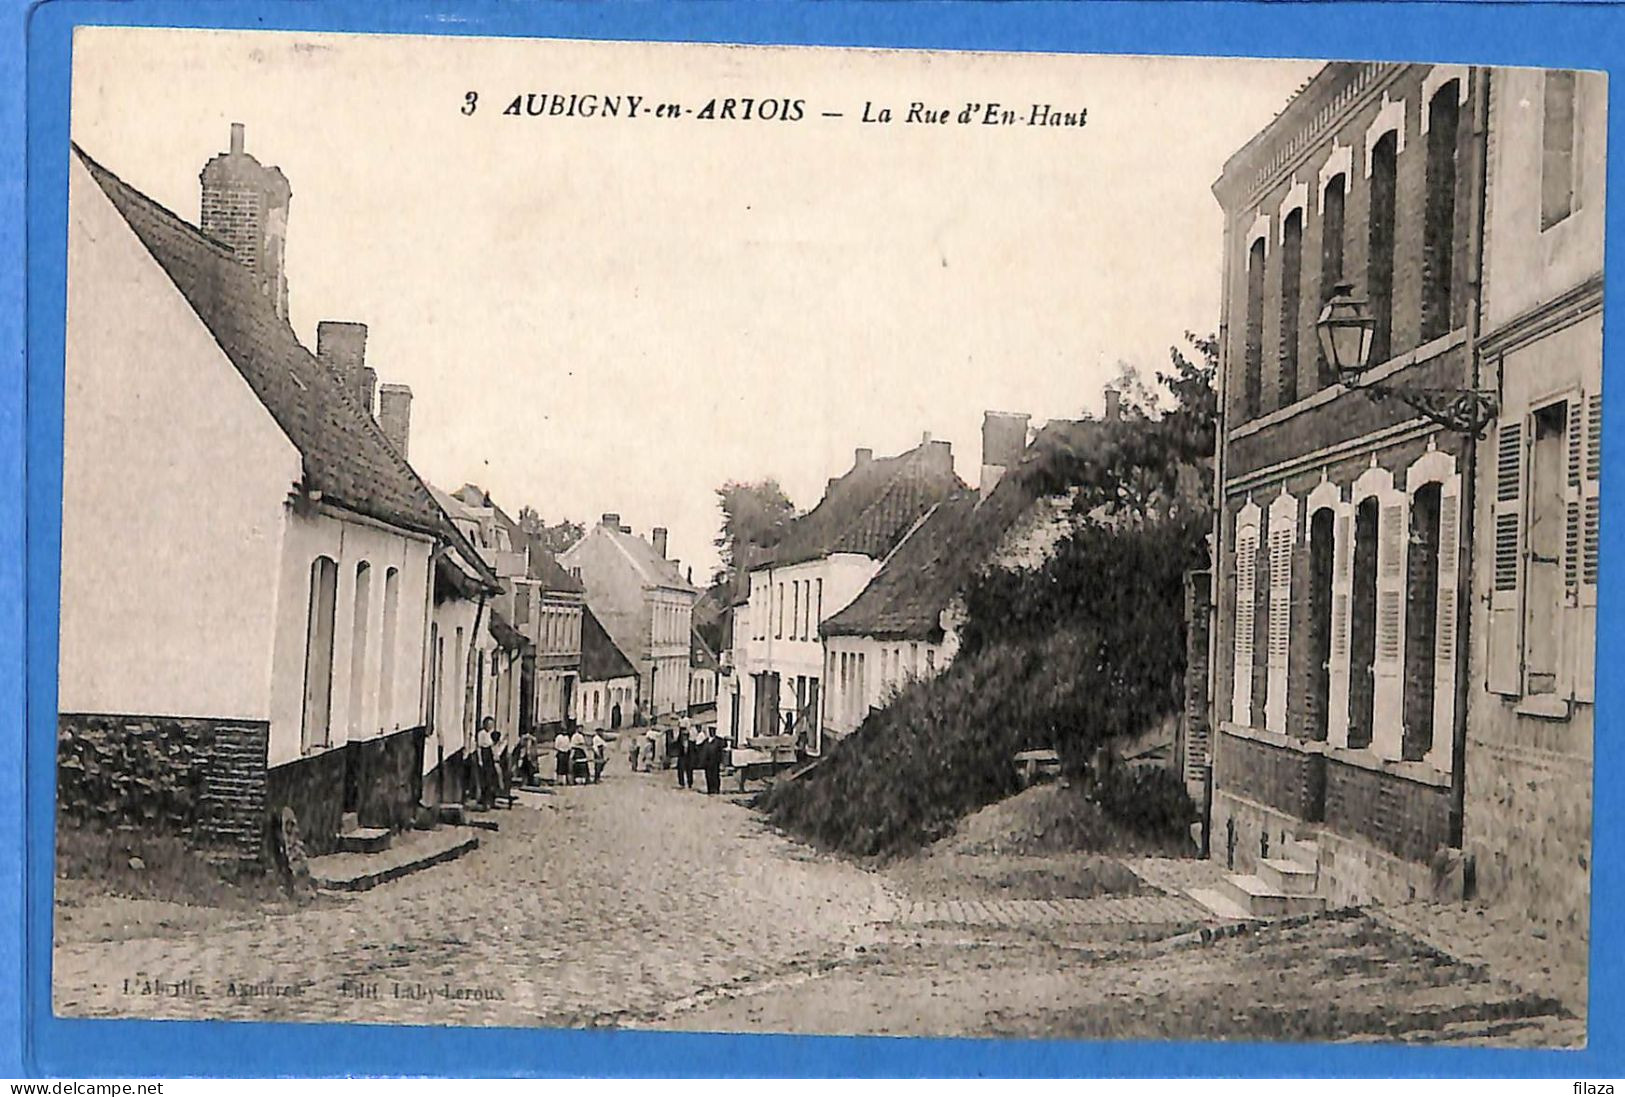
652 527 669 559
601 513 621 528
1105 386 1122 422
229 123 245 155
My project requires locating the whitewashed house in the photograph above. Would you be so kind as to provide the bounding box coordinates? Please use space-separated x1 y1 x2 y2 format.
58 136 494 855
734 437 963 751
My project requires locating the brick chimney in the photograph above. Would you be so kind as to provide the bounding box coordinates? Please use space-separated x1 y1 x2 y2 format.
601 513 621 529
854 447 873 469
316 321 367 391
980 410 1031 501
1104 386 1122 422
923 438 954 477
377 383 412 459
200 124 293 320
652 527 669 559
356 366 377 419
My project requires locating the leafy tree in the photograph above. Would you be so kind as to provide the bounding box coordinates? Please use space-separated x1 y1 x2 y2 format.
713 479 796 587
517 506 585 554
763 332 1218 855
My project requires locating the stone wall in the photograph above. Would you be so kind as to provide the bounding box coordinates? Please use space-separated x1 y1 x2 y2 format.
265 725 427 855
1465 733 1591 934
57 714 269 859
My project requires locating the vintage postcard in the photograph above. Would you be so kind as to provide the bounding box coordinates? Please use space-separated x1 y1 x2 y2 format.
51 25 1600 1046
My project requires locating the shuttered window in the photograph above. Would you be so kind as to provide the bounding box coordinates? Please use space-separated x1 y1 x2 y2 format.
1372 490 1409 760
1328 502 1354 748
1232 504 1261 726
1265 492 1298 733
1570 392 1601 702
1487 418 1526 694
1430 475 1463 771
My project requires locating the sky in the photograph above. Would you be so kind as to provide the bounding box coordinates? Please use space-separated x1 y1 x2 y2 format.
70 27 1321 581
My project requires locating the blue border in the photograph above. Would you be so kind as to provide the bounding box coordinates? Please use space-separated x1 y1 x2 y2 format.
17 0 1625 1078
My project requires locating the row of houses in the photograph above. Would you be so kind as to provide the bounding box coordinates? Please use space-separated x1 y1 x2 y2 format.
1199 63 1602 930
56 127 707 859
715 402 1122 753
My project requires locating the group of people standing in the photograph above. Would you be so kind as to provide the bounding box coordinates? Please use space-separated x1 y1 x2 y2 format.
625 719 725 794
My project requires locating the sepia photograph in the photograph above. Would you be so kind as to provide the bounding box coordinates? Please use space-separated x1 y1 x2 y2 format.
50 25 1601 1047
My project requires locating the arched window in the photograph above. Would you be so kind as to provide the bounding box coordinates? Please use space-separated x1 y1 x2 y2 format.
378 567 399 732
1348 499 1380 749
1367 131 1399 365
1243 237 1266 420
1422 82 1461 341
1318 174 1346 388
348 562 372 739
300 556 339 753
1307 506 1336 742
1403 483 1442 760
1278 209 1304 409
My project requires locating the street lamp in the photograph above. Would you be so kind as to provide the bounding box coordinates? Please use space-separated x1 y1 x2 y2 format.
1316 283 1377 385
1314 281 1498 438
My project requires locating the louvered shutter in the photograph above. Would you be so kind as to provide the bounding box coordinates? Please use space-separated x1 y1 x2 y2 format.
1372 490 1408 760
1232 508 1260 726
1487 418 1526 694
1327 502 1354 748
1571 392 1601 702
1265 494 1297 734
1427 473 1463 773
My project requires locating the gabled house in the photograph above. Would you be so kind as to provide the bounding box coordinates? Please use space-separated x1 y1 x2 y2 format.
559 516 699 719
820 413 1103 740
58 134 497 857
574 606 640 732
446 485 585 735
734 435 964 751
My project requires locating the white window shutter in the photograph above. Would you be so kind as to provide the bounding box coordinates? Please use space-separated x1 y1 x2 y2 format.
1486 418 1526 695
1327 502 1354 748
1266 493 1298 734
1572 393 1601 702
1232 504 1261 726
1372 490 1408 760
1427 472 1462 773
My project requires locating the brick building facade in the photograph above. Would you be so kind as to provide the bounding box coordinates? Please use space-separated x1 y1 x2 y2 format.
1209 63 1483 906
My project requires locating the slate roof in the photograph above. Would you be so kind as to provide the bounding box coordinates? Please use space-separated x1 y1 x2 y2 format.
765 441 966 570
580 606 638 682
77 146 499 590
594 524 698 593
821 420 1100 641
527 545 584 593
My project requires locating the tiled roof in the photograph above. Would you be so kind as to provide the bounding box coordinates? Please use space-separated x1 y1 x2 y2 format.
527 545 584 593
580 606 638 682
77 146 493 580
765 441 965 569
600 525 698 593
821 420 1100 641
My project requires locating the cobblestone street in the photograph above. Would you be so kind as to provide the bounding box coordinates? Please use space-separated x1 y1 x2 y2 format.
54 766 895 1028
53 766 1583 1044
